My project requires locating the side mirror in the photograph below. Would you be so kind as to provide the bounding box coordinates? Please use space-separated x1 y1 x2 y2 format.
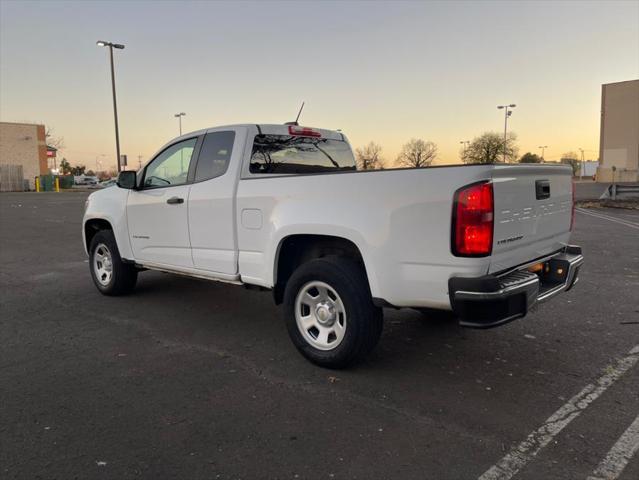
117 171 137 190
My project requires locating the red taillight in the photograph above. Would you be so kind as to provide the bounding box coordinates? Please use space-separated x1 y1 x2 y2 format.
570 180 575 231
452 181 494 257
288 125 322 137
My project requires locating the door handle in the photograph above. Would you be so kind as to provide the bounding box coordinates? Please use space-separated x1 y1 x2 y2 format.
166 196 184 205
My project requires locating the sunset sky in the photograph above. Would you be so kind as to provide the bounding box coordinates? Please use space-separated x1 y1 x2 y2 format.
1 0 638 171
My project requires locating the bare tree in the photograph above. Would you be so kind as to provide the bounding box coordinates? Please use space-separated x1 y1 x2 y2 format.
560 151 580 175
396 138 437 168
45 127 65 151
462 132 518 164
355 141 384 170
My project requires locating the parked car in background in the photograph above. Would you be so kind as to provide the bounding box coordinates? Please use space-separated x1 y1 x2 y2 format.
98 179 117 188
74 175 99 186
83 123 583 368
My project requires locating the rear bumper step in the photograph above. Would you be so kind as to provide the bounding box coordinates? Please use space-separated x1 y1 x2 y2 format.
449 245 583 328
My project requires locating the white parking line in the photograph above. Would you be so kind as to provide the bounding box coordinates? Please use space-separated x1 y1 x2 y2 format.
478 345 639 480
586 414 639 480
576 208 639 228
576 208 639 230
606 211 639 221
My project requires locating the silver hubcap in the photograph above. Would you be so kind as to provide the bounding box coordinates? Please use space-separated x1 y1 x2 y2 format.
93 243 113 286
295 281 347 351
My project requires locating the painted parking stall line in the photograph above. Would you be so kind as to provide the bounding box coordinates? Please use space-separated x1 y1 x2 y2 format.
586 414 639 480
583 208 639 225
478 345 639 480
576 208 639 230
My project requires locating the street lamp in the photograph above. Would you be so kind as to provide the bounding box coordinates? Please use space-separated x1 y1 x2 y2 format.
174 112 186 135
95 153 106 172
497 104 516 162
579 148 585 180
459 140 470 161
538 145 548 161
96 40 125 172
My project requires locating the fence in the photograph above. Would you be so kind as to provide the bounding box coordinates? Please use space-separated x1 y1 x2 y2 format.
0 165 25 192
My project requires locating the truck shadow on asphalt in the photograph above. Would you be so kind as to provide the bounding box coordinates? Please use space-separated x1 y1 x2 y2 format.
121 271 480 374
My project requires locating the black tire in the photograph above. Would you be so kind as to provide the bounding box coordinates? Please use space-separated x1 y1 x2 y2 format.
283 257 383 369
89 229 138 296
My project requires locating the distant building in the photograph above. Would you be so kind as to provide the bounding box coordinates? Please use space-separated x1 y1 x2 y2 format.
0 122 49 190
597 79 639 182
579 160 598 178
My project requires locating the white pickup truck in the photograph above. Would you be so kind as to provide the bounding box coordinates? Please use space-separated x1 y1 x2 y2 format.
83 124 583 368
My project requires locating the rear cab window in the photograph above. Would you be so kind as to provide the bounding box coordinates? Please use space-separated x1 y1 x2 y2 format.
250 134 356 175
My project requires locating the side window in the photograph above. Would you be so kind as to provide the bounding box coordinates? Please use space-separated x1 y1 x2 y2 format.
194 131 235 182
143 138 197 188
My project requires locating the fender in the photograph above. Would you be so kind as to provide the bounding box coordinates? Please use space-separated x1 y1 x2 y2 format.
83 187 134 260
267 225 381 299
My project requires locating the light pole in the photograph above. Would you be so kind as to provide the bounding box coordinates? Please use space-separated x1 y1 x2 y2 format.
174 112 186 135
497 104 516 162
96 40 125 173
459 140 470 161
538 145 548 161
579 148 585 180
95 154 106 172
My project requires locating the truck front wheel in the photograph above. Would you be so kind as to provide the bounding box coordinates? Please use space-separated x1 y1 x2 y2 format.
89 230 138 296
283 257 383 369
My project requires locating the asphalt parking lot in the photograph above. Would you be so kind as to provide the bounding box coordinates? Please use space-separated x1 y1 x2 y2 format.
1 191 638 480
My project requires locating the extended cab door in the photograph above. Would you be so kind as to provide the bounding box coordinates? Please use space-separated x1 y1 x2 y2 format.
127 137 200 268
187 129 241 275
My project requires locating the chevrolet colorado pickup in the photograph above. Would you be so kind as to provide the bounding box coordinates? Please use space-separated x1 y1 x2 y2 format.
83 124 583 368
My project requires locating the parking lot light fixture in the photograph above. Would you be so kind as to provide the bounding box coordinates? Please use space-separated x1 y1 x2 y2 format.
96 40 125 172
174 112 186 136
497 104 516 162
538 145 548 160
459 140 470 160
95 153 106 172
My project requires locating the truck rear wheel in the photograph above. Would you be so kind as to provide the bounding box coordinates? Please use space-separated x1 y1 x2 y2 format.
89 230 138 296
283 257 383 369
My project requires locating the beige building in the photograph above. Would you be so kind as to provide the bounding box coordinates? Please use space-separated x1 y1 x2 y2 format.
597 79 639 182
0 122 49 190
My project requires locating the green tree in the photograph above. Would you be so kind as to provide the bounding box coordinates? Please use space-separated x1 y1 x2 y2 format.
59 158 72 174
519 152 542 163
396 138 437 168
462 132 519 164
70 165 86 176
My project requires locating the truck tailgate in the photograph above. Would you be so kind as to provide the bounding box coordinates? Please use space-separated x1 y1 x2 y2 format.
489 164 573 273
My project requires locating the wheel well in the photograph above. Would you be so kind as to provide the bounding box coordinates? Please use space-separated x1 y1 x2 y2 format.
273 234 366 304
84 219 113 251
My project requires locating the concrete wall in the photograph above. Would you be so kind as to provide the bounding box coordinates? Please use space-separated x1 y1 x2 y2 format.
0 122 48 189
597 79 639 182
